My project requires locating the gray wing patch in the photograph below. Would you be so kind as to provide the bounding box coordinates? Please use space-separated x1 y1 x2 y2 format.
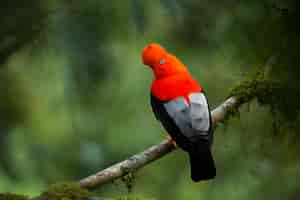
164 93 210 139
164 97 195 138
189 93 210 132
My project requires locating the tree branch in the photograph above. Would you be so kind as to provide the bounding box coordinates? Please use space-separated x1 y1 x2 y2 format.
79 96 240 189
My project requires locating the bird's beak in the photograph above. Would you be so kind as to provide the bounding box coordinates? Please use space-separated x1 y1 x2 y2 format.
145 64 153 69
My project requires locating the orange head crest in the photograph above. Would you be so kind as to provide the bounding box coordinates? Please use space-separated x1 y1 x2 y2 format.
142 43 189 79
142 43 166 66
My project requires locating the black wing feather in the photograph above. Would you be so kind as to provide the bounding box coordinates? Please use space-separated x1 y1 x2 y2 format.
151 94 193 151
150 93 216 181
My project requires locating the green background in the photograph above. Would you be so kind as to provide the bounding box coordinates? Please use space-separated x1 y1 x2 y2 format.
0 0 299 199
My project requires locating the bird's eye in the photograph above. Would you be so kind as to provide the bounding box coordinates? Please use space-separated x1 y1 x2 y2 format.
159 58 166 65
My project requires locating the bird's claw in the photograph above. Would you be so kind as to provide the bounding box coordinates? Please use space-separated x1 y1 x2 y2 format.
165 135 177 147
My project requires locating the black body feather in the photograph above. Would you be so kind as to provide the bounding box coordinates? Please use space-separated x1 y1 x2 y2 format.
150 93 216 181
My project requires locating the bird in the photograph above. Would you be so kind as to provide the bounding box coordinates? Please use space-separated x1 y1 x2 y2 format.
142 43 216 182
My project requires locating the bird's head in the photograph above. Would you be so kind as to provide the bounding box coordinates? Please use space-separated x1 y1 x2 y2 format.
142 43 189 79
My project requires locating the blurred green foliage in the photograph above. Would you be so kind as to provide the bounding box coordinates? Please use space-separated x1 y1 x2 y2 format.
0 0 299 199
0 193 28 200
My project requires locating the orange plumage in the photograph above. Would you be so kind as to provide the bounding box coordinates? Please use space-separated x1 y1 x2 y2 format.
142 43 202 102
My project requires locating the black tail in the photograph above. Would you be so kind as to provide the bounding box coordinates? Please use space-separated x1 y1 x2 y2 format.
188 141 216 182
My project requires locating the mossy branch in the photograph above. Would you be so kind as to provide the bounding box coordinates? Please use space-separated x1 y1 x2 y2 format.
78 96 242 189
228 72 279 107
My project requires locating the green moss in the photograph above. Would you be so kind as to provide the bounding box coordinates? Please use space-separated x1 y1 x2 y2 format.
0 183 90 200
37 183 90 200
225 70 298 137
228 71 280 106
0 193 28 200
0 183 153 200
225 71 282 123
121 172 136 193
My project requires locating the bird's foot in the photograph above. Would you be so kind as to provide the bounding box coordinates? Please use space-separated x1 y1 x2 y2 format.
165 135 177 147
